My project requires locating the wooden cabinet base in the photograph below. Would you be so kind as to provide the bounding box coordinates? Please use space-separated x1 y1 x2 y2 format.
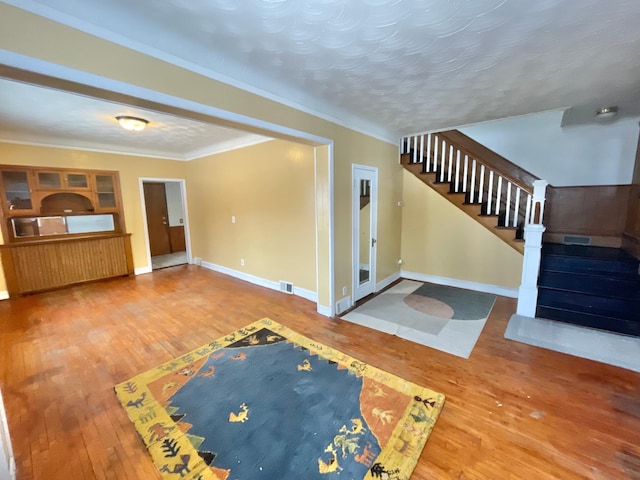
0 233 134 296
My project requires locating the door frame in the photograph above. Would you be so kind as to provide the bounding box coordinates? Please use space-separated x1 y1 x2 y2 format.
139 177 191 273
352 164 378 303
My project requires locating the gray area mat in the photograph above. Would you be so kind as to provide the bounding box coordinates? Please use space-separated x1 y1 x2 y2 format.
342 280 496 359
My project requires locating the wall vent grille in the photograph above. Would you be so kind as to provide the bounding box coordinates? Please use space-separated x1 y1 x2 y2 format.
336 297 351 315
279 281 294 294
563 235 591 246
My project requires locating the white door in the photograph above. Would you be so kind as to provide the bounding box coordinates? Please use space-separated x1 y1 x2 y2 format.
353 165 378 302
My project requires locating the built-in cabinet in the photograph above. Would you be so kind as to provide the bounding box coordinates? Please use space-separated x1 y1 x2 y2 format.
0 166 124 241
0 164 133 296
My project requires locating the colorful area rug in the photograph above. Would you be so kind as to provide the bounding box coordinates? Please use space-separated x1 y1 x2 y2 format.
115 318 445 479
342 280 496 358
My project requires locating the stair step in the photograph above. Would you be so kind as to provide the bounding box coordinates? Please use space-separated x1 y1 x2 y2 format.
536 243 640 337
542 242 638 260
540 244 639 277
538 270 640 301
537 288 639 321
535 305 640 337
541 243 639 275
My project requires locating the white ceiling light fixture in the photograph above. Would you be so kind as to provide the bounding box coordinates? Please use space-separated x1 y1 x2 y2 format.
595 106 618 120
115 115 149 131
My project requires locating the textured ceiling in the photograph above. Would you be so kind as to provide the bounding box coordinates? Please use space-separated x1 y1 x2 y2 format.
0 79 271 160
2 0 640 152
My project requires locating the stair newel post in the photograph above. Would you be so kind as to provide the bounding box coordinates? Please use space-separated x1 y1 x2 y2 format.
517 180 549 317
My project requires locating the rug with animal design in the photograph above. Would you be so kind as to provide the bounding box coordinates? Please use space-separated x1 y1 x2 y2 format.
115 318 445 480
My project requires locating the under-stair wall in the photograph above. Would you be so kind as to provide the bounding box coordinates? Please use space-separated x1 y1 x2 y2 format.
401 130 543 254
400 170 525 292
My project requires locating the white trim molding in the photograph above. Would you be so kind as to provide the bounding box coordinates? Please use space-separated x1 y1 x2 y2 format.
401 270 519 298
0 291 9 301
134 266 153 276
316 305 333 317
376 271 401 293
200 261 318 304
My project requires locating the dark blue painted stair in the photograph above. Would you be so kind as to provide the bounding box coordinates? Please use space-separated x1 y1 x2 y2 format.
536 243 640 337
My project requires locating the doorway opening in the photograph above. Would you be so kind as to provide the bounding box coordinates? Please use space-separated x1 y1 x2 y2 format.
0 58 334 316
141 179 189 270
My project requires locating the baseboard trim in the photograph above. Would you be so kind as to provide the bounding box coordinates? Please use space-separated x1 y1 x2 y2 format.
200 261 318 303
400 270 518 298
316 305 332 317
293 286 318 303
0 291 9 301
134 266 153 275
376 271 401 292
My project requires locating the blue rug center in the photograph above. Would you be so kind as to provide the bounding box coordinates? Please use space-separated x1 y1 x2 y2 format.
169 336 380 478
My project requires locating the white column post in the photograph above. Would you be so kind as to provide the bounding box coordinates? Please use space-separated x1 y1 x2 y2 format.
517 223 546 317
517 180 548 317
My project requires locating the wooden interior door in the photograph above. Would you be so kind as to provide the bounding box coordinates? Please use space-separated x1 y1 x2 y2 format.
143 182 171 256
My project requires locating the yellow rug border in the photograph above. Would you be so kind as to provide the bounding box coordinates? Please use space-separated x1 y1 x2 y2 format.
115 317 446 480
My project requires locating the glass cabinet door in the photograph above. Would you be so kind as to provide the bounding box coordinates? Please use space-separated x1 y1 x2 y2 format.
65 173 89 189
36 171 63 189
95 174 117 209
1 170 33 211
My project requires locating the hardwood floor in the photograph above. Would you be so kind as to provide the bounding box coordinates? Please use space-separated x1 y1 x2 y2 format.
1 266 639 479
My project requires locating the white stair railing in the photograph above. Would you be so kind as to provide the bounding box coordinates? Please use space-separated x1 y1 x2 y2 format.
401 133 533 233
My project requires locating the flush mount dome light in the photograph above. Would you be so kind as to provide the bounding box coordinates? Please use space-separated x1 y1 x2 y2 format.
595 106 618 120
115 115 149 131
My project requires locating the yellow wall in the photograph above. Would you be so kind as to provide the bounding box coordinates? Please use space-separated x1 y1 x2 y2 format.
0 142 185 280
185 140 317 291
401 171 523 289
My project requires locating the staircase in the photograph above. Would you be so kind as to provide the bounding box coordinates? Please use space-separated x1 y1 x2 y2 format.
537 243 640 336
400 129 639 335
401 130 542 254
